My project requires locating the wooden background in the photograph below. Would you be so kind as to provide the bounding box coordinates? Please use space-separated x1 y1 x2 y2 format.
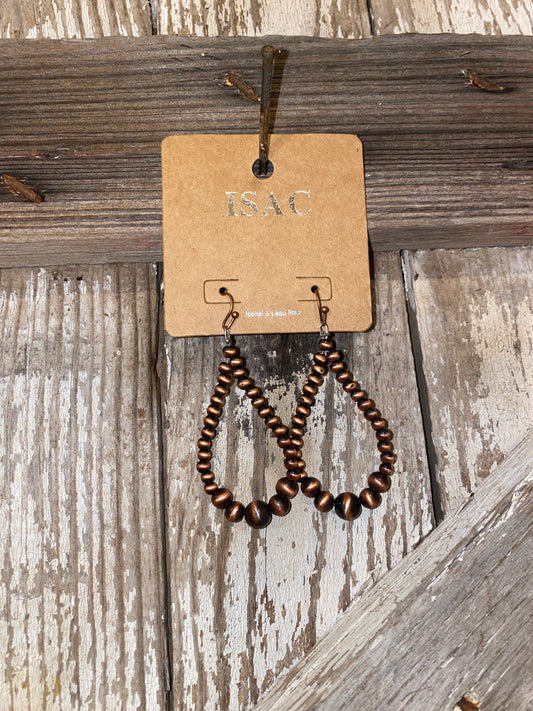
0 1 531 710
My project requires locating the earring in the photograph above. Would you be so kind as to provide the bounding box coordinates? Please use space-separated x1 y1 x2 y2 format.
296 286 395 521
196 288 298 530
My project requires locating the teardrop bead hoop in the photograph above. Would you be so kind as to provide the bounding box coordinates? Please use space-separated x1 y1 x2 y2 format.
196 333 396 529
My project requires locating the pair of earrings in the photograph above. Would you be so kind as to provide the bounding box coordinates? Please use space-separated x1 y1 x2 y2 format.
196 287 395 530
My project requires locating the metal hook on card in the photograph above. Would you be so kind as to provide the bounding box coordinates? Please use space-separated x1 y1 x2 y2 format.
220 288 239 341
312 285 329 335
252 45 278 179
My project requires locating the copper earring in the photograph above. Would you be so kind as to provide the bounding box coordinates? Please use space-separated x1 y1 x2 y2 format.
196 287 396 529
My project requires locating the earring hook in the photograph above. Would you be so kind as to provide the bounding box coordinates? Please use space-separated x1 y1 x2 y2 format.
221 288 239 341
312 285 329 335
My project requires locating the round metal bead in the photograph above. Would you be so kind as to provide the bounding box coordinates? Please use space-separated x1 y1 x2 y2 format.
225 501 245 523
308 373 323 387
303 383 319 396
277 435 292 449
364 408 380 421
283 446 300 459
200 472 215 483
358 399 374 411
204 482 217 494
378 441 394 453
252 396 266 409
196 462 211 473
276 477 299 499
222 344 239 358
237 378 254 390
230 356 245 369
318 337 334 351
330 361 346 373
258 406 273 419
379 463 394 476
290 436 304 449
203 415 218 428
284 458 299 470
217 373 232 386
296 459 306 471
296 404 311 418
312 364 327 377
286 470 303 482
336 370 353 384
300 394 315 407
266 416 281 430
327 350 342 363
218 362 233 374
289 426 304 438
334 492 362 521
269 494 291 517
368 472 391 493
313 352 328 365
372 418 388 431
214 384 229 397
314 490 335 512
210 395 225 407
351 389 367 402
197 450 212 462
245 500 272 529
246 386 261 399
343 381 359 393
232 368 248 380
300 476 321 498
292 415 306 428
211 488 233 509
376 428 393 441
207 404 222 417
381 452 396 464
273 425 289 439
359 487 382 509
200 427 216 440
197 438 212 450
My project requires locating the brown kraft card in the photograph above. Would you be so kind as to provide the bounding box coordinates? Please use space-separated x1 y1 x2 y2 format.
162 133 372 337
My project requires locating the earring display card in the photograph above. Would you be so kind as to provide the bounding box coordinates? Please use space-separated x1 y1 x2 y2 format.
162 134 371 337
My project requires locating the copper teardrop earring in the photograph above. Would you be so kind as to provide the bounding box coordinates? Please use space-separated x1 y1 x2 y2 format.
196 288 299 529
298 286 396 521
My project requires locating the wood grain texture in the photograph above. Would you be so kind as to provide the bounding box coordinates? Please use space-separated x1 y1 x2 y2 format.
1 33 532 267
0 264 166 710
0 3 167 710
0 0 153 38
160 251 433 710
256 430 533 711
406 247 533 514
156 0 371 38
372 0 533 35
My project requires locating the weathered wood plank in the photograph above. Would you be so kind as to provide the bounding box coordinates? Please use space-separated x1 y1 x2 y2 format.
160 251 433 710
372 0 533 517
406 246 533 515
0 3 168 710
1 33 532 266
0 264 166 709
255 430 533 711
156 0 371 37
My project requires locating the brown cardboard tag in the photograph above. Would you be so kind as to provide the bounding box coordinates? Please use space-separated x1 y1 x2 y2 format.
162 134 371 337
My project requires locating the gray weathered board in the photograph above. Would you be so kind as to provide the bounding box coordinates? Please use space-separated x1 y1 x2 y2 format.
1 0 533 710
1 34 532 267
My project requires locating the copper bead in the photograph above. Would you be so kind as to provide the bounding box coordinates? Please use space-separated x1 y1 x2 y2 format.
222 344 239 358
276 477 299 499
300 476 321 498
245 500 272 529
211 487 233 509
314 491 334 512
204 482 218 494
368 472 391 493
334 492 362 521
379 463 394 476
313 352 327 365
319 337 334 351
225 501 245 523
269 494 291 517
359 487 382 509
